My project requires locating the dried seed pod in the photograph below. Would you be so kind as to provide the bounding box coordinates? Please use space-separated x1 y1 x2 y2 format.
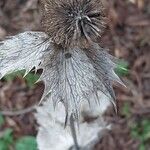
40 0 106 48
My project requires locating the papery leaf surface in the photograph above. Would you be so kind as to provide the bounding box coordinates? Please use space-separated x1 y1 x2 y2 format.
36 100 110 150
0 31 124 121
0 31 50 78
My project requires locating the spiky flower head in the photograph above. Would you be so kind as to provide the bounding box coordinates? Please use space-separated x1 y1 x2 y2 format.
41 0 106 48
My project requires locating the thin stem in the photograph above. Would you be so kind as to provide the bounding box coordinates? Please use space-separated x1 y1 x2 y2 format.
0 105 37 116
70 114 80 150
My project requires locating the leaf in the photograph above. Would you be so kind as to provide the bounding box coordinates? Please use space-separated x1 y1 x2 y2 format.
131 119 150 143
122 102 131 118
0 31 50 79
3 70 25 82
84 44 125 110
0 128 13 150
0 31 124 122
40 46 100 120
3 70 40 88
142 119 150 141
25 72 40 88
2 128 13 144
139 143 145 150
115 60 129 76
0 114 4 126
15 136 37 150
36 100 110 150
0 140 8 150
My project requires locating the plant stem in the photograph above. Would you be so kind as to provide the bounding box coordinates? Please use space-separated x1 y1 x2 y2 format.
70 114 80 150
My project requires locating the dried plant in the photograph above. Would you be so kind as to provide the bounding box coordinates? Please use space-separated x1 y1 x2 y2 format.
0 0 125 149
35 98 111 150
0 0 124 122
40 0 106 48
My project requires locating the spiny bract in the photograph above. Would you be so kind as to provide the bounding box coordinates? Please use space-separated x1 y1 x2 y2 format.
0 0 124 123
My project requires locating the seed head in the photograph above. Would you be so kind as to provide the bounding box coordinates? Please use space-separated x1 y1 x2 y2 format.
40 0 106 48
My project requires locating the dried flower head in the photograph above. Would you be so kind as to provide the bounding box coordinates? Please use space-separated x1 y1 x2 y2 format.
40 0 106 48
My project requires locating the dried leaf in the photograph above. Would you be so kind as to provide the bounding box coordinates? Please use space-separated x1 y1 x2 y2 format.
0 31 49 78
0 31 123 122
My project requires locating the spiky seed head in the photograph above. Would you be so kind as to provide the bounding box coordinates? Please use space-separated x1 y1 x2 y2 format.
40 0 106 48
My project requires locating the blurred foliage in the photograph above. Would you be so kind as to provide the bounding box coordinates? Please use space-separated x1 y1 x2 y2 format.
24 73 40 88
131 119 150 150
115 60 129 77
121 102 131 118
0 128 13 150
0 114 37 150
0 114 4 126
121 99 150 150
0 70 39 150
3 70 40 88
15 136 37 150
3 70 25 82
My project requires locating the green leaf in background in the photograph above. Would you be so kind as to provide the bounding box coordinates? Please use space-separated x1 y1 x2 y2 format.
0 114 4 127
0 128 13 150
115 60 129 76
131 124 140 141
3 70 40 88
2 128 13 144
3 70 25 82
141 119 150 141
139 143 145 150
25 73 40 88
121 102 131 118
0 140 8 150
15 136 37 150
131 119 150 150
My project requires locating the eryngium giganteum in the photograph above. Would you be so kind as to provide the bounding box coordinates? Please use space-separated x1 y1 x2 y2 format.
0 0 124 123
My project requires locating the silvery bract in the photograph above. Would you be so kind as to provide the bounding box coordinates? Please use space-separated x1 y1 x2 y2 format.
0 31 122 121
0 31 124 121
36 99 111 150
0 0 125 149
